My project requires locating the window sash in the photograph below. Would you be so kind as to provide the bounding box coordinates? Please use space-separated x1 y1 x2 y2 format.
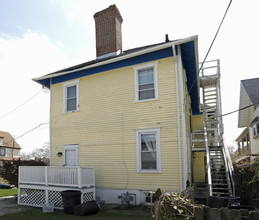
67 85 76 99
134 62 158 102
138 68 155 100
66 85 77 111
136 128 161 173
253 124 259 137
141 133 157 169
63 80 79 113
0 147 5 156
66 97 77 112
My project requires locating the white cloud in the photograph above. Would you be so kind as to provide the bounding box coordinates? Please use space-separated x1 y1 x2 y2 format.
0 30 82 152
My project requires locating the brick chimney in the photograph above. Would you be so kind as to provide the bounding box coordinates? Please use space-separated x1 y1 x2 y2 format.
94 5 123 59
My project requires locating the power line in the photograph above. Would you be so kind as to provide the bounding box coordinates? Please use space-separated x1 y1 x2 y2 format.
188 0 233 94
217 104 254 118
0 89 44 120
3 120 49 145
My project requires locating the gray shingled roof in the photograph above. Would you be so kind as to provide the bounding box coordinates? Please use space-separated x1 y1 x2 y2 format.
241 77 259 105
46 41 174 76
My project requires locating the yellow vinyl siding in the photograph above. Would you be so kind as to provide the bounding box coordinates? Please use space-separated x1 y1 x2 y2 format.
191 114 203 130
50 57 183 192
193 152 206 182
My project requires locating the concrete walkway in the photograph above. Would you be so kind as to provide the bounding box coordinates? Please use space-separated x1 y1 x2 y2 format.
0 196 32 216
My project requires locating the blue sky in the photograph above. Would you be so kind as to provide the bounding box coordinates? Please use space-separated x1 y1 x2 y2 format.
0 0 259 153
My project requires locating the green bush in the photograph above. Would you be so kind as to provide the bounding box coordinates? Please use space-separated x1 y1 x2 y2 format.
154 191 202 220
233 159 259 208
0 159 46 187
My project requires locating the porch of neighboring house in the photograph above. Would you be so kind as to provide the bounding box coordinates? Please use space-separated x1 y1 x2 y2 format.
233 128 251 163
18 166 95 209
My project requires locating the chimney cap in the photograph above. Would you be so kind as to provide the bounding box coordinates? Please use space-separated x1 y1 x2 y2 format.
94 4 123 23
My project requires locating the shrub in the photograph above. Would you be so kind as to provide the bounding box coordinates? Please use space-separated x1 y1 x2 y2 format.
0 159 46 187
233 158 259 208
154 190 202 220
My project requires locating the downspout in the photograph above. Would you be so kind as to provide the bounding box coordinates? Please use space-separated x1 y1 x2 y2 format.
49 78 52 166
172 44 183 192
177 46 188 189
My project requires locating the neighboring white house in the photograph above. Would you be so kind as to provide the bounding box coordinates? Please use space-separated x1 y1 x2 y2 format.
233 78 259 163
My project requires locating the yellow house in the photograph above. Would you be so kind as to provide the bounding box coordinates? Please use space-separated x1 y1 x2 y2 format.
29 5 233 205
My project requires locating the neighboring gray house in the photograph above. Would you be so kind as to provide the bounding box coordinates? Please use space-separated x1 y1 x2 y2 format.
233 78 259 163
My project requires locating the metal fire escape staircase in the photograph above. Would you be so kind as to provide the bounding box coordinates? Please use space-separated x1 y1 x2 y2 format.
193 60 234 198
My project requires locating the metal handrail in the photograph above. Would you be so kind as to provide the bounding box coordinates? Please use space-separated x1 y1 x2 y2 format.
222 146 235 196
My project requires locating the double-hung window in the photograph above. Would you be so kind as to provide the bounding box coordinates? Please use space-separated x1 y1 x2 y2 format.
252 123 259 138
0 147 5 156
63 80 79 113
136 128 161 173
134 62 158 102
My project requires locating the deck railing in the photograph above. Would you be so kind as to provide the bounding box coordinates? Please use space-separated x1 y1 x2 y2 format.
19 166 95 188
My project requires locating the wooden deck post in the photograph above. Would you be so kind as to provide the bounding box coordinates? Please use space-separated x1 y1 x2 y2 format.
45 167 48 186
78 167 82 188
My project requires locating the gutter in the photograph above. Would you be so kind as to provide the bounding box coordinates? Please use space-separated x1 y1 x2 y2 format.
172 44 183 192
33 35 198 82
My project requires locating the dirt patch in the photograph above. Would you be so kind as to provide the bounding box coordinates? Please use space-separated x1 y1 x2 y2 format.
101 204 152 216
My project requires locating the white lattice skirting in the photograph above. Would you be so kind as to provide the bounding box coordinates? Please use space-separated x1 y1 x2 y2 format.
18 184 95 209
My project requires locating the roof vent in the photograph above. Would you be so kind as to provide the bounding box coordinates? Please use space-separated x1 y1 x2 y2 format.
165 34 169 42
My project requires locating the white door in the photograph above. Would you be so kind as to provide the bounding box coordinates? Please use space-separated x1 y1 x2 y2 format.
63 145 78 166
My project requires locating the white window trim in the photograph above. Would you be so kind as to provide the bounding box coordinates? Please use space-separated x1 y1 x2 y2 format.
142 191 156 205
252 123 259 138
63 144 79 167
136 128 161 173
134 61 159 102
63 79 80 113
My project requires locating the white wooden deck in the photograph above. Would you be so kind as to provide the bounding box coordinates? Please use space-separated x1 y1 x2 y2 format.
18 166 95 208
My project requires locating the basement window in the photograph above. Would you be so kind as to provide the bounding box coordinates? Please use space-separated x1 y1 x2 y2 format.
143 191 156 204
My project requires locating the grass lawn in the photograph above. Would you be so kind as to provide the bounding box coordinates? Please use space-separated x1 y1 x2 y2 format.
0 177 18 197
0 207 152 220
0 188 18 197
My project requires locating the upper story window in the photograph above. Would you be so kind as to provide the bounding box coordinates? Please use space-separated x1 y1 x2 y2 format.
63 80 79 113
134 62 158 102
136 128 161 173
252 123 259 138
0 147 5 156
0 137 3 145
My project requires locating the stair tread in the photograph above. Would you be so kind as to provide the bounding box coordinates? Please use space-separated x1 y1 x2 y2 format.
212 183 229 186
